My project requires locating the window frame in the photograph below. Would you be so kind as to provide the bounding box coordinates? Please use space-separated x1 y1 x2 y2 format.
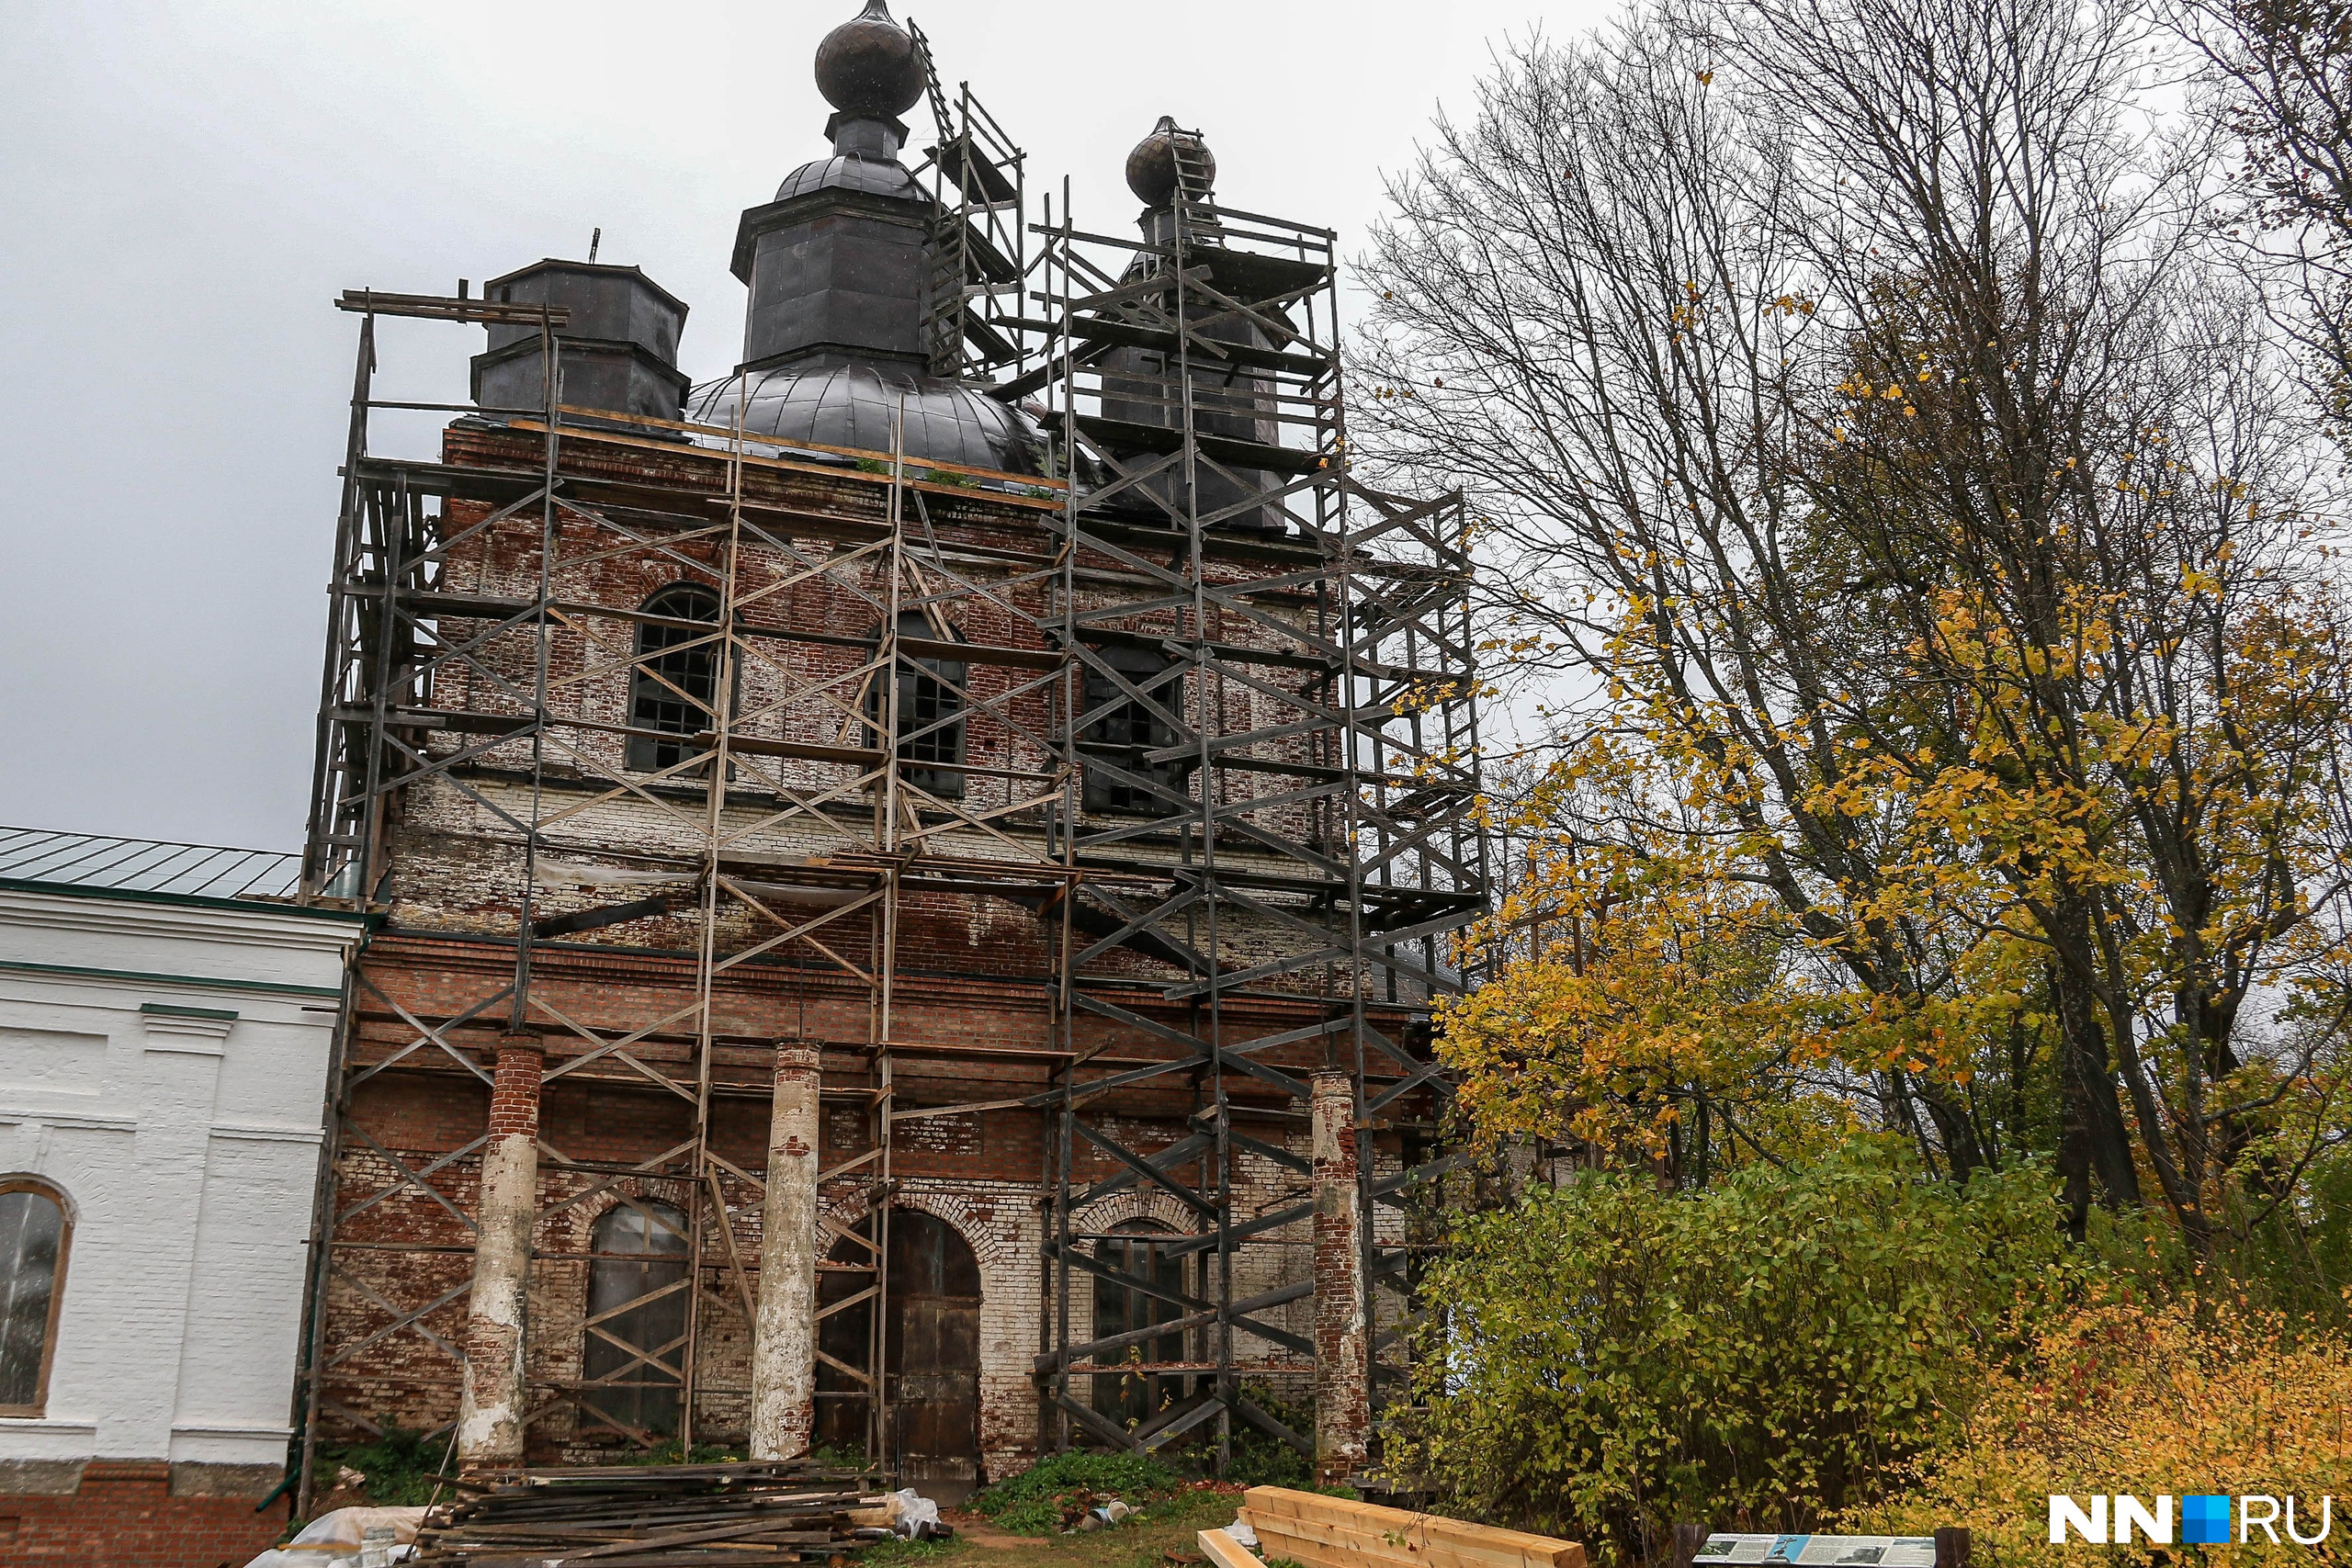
1089 1218 1189 1423
581 1195 693 1439
869 611 968 801
1078 644 1192 817
0 1177 73 1419
625 583 724 775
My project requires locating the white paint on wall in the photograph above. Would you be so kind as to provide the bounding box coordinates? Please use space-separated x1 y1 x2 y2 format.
0 885 364 1476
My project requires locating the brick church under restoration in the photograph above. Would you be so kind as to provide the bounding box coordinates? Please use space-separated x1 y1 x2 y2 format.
295 0 1483 1507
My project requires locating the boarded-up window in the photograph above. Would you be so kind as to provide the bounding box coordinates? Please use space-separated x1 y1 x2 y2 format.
582 1199 689 1438
0 1180 69 1416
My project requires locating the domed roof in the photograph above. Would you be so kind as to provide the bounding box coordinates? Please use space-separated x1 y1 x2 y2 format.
1126 115 1216 208
774 152 920 203
815 0 924 121
687 355 1046 477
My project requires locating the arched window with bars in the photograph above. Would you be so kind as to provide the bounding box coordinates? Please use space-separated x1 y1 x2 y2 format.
626 583 721 773
582 1198 690 1438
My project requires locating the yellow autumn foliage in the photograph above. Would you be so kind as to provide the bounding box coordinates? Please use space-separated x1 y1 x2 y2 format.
1846 1295 2352 1564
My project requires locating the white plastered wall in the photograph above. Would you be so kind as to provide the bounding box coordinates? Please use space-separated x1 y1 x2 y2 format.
0 886 363 1484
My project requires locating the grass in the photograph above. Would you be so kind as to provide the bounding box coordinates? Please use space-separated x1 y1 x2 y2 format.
861 1537 966 1567
872 1487 1238 1568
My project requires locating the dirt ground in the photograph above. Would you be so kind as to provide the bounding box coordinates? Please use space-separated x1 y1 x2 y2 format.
863 1488 1246 1568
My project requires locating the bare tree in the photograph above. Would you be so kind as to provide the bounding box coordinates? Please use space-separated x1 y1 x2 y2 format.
1354 5 1999 1181
2175 0 2352 428
1359 0 2352 1246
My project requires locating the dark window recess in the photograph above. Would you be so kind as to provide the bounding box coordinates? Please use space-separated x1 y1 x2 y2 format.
870 612 966 800
582 1200 690 1438
1080 646 1190 816
627 584 721 773
0 1184 67 1415
1091 1222 1189 1425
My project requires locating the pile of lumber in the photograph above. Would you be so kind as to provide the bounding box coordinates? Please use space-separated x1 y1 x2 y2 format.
1204 1486 1587 1568
410 1460 885 1567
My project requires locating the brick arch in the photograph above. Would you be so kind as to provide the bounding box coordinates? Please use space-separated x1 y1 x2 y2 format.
1071 1188 1193 1237
550 1177 696 1251
888 1190 995 1275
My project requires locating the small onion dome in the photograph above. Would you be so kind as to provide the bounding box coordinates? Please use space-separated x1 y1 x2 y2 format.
814 0 924 121
1125 115 1216 208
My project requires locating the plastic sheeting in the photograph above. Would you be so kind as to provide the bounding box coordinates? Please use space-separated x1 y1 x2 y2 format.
242 1506 428 1567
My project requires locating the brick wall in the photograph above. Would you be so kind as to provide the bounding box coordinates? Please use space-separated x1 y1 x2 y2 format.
308 423 1449 1475
0 1461 289 1568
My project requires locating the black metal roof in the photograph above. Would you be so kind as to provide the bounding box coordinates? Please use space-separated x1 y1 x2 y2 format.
686 354 1046 476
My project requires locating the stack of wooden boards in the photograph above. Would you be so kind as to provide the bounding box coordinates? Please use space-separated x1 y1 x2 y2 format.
410 1460 883 1566
1204 1486 1587 1568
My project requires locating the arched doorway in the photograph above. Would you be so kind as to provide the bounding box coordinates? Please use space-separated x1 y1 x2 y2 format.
816 1208 982 1500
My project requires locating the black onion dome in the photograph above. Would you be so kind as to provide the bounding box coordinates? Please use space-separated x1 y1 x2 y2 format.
1125 115 1216 207
687 356 1046 476
814 0 925 120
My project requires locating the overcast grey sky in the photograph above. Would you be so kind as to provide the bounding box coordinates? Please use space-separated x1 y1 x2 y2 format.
0 0 1586 852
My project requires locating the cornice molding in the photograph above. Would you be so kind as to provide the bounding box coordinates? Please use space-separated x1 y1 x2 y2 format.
0 886 366 961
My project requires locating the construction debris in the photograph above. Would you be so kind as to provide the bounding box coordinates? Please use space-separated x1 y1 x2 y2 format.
408 1461 887 1566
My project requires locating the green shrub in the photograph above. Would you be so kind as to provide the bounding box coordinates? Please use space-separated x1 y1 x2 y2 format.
621 1438 744 1465
1162 1382 1315 1488
1390 1141 2072 1564
323 1425 453 1506
970 1450 1180 1534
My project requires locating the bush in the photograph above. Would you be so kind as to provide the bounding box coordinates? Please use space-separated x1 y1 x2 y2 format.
1163 1382 1316 1488
324 1425 454 1506
970 1450 1181 1534
1843 1292 2352 1564
1390 1142 2070 1563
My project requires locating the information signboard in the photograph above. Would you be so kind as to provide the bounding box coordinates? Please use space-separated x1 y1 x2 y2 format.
1693 1535 1939 1567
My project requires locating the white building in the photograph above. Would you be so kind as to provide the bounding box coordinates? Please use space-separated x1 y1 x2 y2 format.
0 827 365 1511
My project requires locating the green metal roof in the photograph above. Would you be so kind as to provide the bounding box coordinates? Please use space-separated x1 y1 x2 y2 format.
0 825 305 902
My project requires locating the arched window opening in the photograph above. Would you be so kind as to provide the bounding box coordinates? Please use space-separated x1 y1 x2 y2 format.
582 1198 690 1438
0 1179 70 1417
1091 1219 1187 1425
871 612 967 800
1080 646 1189 816
626 584 721 773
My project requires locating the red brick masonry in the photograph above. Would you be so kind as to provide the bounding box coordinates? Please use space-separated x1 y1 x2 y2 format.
0 1461 289 1568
